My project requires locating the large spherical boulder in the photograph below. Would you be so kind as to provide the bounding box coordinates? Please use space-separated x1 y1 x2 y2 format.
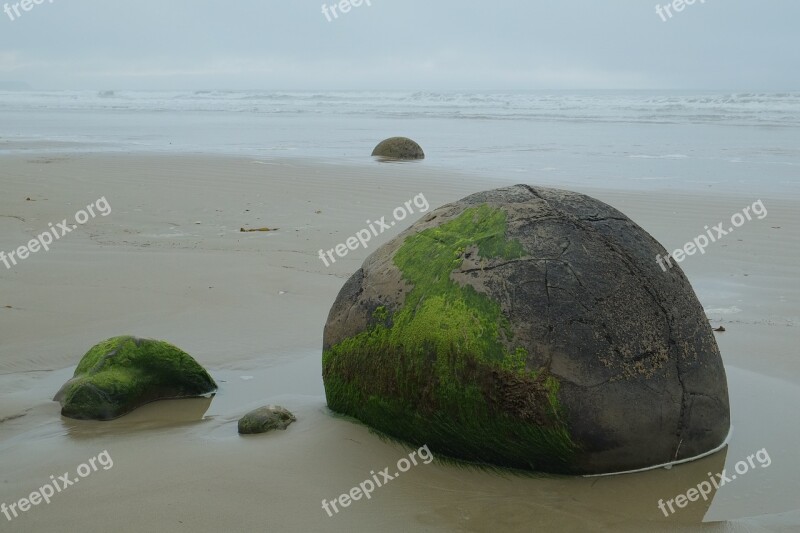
371 137 425 160
323 184 730 475
54 336 217 420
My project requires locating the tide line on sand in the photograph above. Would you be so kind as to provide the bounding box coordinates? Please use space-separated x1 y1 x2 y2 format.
583 426 734 478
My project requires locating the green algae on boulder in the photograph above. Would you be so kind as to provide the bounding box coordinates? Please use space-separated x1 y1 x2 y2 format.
371 137 425 160
54 336 217 420
323 185 730 475
238 405 296 434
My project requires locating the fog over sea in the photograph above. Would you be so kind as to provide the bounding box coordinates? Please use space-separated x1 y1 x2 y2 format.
2 90 799 198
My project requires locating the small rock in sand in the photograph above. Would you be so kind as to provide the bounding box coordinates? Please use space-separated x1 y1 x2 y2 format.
238 405 296 434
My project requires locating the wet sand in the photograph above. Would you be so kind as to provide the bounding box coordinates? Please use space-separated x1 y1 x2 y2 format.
0 153 798 532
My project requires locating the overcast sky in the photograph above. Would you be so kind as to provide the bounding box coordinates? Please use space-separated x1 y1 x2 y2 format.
0 0 797 91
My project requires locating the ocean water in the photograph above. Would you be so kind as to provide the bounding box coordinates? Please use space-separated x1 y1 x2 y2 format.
1 90 799 197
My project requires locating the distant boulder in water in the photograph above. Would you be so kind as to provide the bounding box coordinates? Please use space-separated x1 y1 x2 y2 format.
371 137 425 160
97 90 115 98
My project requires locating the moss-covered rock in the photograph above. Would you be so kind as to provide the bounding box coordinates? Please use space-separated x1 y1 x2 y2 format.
323 185 730 475
238 405 296 434
54 336 217 420
371 137 425 160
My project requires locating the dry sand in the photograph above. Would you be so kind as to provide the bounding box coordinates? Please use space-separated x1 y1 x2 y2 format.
0 153 798 532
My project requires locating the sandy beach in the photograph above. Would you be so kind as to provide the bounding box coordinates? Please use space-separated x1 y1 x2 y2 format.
1 0 797 529
0 151 797 532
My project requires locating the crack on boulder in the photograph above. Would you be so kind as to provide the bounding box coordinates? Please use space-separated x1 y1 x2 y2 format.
544 260 552 308
518 184 686 456
459 256 534 274
584 216 630 223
